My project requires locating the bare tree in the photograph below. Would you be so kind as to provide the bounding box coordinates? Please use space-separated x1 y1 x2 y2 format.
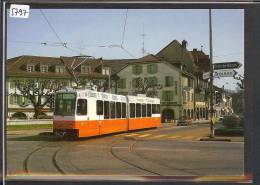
234 74 244 89
16 79 64 118
133 77 162 97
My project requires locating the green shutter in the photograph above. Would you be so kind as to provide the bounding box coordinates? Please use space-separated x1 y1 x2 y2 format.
132 78 136 88
118 79 126 89
9 96 13 105
147 65 151 74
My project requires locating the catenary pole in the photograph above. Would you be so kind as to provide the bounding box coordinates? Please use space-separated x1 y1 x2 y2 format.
209 9 215 137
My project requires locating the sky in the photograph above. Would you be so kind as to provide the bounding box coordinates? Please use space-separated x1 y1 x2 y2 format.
7 9 244 90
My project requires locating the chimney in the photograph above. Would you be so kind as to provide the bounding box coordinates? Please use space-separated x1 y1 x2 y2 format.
181 40 187 49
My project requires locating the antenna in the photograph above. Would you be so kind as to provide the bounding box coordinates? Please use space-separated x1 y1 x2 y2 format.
141 23 146 57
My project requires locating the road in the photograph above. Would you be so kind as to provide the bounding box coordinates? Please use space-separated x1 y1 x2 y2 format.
6 123 244 180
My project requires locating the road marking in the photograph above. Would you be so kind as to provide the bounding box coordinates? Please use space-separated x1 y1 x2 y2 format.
182 136 194 140
125 134 136 137
152 134 166 139
137 134 151 138
168 135 181 139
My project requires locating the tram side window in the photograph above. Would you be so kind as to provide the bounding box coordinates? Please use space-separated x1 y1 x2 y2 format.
152 104 157 114
104 101 109 119
142 104 146 117
110 102 116 119
116 102 122 118
130 103 135 118
136 103 141 118
97 100 103 115
77 99 88 115
122 103 126 118
157 104 160 114
147 104 152 117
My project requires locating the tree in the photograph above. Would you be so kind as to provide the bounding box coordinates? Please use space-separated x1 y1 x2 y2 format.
133 77 162 97
16 79 65 119
234 74 244 90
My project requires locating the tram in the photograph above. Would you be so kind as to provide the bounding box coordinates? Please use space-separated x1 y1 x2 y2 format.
53 88 161 138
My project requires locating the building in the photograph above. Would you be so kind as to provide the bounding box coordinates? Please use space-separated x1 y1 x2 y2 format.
6 55 120 119
116 54 183 122
156 39 209 120
6 40 232 121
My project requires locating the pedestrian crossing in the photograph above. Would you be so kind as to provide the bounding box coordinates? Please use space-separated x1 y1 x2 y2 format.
117 132 202 141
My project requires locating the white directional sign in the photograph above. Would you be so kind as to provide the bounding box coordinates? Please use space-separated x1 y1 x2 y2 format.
214 69 237 78
203 72 211 80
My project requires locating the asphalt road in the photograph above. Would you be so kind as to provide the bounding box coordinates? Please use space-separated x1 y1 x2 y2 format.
6 124 244 179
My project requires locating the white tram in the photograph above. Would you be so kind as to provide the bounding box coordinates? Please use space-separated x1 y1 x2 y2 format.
53 88 161 138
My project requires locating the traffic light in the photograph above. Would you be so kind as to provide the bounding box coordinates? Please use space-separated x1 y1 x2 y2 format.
216 92 222 104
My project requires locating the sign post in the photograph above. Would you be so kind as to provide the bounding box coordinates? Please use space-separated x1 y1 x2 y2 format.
214 69 237 78
213 62 242 70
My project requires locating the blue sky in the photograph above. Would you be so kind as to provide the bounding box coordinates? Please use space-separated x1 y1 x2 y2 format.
7 9 244 90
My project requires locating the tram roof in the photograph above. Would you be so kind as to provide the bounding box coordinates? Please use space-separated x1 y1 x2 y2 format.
56 88 160 104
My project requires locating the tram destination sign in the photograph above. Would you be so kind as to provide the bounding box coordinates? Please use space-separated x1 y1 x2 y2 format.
213 62 242 70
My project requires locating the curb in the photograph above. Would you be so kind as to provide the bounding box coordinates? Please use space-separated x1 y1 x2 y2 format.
199 137 231 142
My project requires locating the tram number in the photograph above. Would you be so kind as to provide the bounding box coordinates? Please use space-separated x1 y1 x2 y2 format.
10 4 30 18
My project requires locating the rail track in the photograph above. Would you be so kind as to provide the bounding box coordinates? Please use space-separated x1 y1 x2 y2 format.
109 138 162 176
22 144 67 175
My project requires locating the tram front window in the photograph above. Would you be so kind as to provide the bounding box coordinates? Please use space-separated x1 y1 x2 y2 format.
54 93 76 116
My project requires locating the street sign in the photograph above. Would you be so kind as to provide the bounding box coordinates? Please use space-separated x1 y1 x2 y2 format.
213 62 242 70
203 71 210 80
214 69 237 78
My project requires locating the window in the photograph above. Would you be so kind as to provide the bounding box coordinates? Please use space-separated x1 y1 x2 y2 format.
54 93 76 116
110 102 116 119
55 66 65 73
97 100 103 115
148 77 158 86
142 104 146 117
116 102 122 118
81 65 91 74
118 79 126 89
40 65 48 73
152 104 157 114
157 104 160 114
10 80 16 89
27 64 35 72
162 91 173 102
147 64 158 74
132 65 142 75
136 103 141 117
130 103 135 118
9 95 17 105
147 104 152 117
132 78 140 88
102 67 111 76
165 76 174 87
77 99 88 115
104 101 109 119
122 103 126 118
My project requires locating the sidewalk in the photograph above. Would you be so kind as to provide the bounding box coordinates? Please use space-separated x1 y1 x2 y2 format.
161 119 210 127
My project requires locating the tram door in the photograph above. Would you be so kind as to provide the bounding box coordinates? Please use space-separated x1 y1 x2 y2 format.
97 100 104 135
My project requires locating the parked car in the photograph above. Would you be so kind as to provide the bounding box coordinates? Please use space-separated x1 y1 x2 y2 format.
177 116 192 126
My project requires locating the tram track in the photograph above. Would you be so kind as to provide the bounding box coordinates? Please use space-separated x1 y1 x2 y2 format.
109 139 162 176
130 141 201 176
22 143 68 175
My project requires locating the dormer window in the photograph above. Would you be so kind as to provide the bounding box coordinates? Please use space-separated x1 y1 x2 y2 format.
27 64 35 72
102 67 111 76
40 65 48 73
55 65 65 73
81 65 91 74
